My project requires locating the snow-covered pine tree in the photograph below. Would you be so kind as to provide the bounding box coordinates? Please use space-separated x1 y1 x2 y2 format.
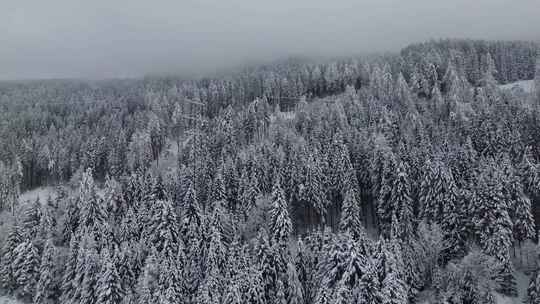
501 161 535 248
181 181 203 241
331 280 353 304
275 279 287 304
13 240 40 299
114 244 137 298
286 261 304 304
199 226 226 304
526 269 540 304
379 257 407 304
60 236 79 303
119 207 140 243
238 168 261 219
496 259 517 297
391 161 414 241
79 247 101 304
0 224 22 292
441 171 466 263
519 147 539 197
96 249 124 304
33 240 57 304
256 228 281 303
299 151 327 227
245 267 266 304
473 161 513 262
136 250 161 304
37 201 56 242
22 197 42 239
377 151 397 238
223 281 242 304
159 259 184 304
314 285 331 304
419 159 446 224
208 168 227 209
62 197 80 243
339 187 364 240
269 175 292 245
146 200 179 257
79 168 106 230
358 258 382 304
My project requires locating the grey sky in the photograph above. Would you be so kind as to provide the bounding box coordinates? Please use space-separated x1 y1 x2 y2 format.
1 0 539 80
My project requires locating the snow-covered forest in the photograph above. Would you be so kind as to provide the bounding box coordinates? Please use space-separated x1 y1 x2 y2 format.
0 38 540 304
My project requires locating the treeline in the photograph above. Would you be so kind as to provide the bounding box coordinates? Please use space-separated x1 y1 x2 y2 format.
0 39 538 199
401 39 539 85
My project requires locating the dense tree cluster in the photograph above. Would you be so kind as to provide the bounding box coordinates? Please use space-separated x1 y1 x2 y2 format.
0 39 539 304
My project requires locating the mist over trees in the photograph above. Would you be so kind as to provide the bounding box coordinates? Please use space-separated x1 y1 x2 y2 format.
0 38 539 304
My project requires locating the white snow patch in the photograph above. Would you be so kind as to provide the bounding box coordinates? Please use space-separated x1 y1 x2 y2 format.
270 111 296 123
494 271 529 304
18 186 57 204
499 80 535 93
0 296 23 304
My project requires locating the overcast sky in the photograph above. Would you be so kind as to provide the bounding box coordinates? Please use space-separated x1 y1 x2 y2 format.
1 0 539 80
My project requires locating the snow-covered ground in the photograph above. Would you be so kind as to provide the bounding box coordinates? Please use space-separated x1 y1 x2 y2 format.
499 80 535 93
18 186 57 204
0 296 22 304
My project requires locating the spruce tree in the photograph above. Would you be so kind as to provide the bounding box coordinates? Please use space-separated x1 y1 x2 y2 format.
269 176 292 245
96 250 124 304
181 181 202 241
0 224 22 292
286 261 304 304
79 168 106 230
358 258 382 304
339 187 364 240
33 240 57 304
526 269 540 304
22 198 42 239
80 248 101 304
13 240 40 299
391 161 414 241
60 236 79 303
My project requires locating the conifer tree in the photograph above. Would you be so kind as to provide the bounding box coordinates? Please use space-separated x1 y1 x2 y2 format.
391 161 414 241
238 168 260 219
286 261 304 304
96 250 124 304
339 187 364 240
146 200 179 256
223 282 242 304
256 229 280 303
22 198 42 239
377 153 397 237
60 236 79 303
526 269 540 304
358 259 382 304
379 259 407 304
246 268 266 304
269 176 292 245
473 162 513 262
34 240 57 304
419 160 446 224
181 181 202 241
0 224 22 292
80 248 101 304
331 281 352 304
79 168 106 230
62 198 80 243
13 240 40 299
